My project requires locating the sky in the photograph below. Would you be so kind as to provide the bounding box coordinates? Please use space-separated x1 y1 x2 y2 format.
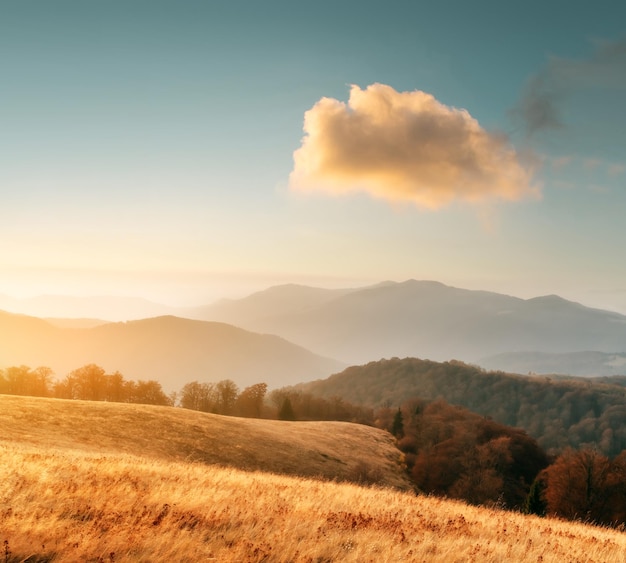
2 1 626 312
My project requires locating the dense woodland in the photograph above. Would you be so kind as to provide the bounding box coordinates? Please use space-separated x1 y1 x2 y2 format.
301 357 626 457
3 362 626 527
375 398 626 526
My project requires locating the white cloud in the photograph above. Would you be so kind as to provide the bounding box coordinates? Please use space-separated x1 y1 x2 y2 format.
289 84 539 210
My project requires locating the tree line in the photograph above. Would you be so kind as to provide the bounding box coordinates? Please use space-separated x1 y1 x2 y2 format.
179 380 373 422
0 364 172 406
0 365 372 422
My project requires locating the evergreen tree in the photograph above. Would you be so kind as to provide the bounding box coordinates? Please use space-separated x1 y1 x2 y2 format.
524 476 546 516
278 397 296 421
391 407 404 438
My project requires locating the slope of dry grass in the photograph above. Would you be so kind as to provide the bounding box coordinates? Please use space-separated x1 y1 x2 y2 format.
0 395 409 489
2 395 626 562
3 441 626 562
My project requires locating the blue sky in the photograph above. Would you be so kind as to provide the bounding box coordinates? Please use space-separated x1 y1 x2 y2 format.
2 1 626 312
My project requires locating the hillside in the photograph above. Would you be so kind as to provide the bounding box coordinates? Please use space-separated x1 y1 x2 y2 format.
0 394 409 488
3 397 626 562
192 279 626 369
0 311 344 391
298 357 626 456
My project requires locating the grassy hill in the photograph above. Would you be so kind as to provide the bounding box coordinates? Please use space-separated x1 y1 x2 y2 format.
0 395 408 488
2 396 626 561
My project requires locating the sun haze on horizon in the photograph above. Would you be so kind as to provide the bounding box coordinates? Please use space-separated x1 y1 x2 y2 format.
1 2 625 314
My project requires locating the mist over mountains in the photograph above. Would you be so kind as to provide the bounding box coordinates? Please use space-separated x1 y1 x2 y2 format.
191 280 626 369
0 311 343 391
3 279 626 384
0 293 177 322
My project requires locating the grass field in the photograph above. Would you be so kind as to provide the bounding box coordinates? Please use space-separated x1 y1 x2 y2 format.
2 395 626 562
0 395 410 489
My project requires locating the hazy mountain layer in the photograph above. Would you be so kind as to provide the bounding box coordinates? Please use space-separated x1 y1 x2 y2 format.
479 351 626 377
6 279 626 377
193 279 626 366
0 311 344 391
0 293 175 321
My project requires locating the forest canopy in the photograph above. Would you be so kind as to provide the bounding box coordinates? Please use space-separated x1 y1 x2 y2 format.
300 357 626 457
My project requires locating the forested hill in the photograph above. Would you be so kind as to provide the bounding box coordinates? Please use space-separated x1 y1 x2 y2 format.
299 358 626 457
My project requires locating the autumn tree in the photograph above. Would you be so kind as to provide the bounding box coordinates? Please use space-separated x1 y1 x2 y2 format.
2 366 31 395
449 436 512 506
69 364 107 401
236 382 267 418
542 449 617 525
0 366 53 397
180 381 217 412
105 371 127 402
131 380 171 406
604 451 626 524
216 379 239 415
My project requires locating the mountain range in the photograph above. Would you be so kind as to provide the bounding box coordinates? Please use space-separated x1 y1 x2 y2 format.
0 311 343 391
190 280 626 369
3 279 626 383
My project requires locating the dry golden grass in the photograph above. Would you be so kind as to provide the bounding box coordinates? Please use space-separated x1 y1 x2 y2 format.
3 443 626 562
0 395 410 489
2 395 626 562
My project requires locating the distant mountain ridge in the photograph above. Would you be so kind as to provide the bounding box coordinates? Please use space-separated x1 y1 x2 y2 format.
185 283 357 328
479 351 626 377
5 279 626 377
0 293 176 321
0 311 344 391
190 279 626 369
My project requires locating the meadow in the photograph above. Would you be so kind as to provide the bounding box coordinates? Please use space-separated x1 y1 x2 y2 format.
2 396 626 562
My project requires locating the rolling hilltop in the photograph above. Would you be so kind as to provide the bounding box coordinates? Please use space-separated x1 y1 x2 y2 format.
0 311 344 390
0 394 409 488
191 280 626 371
3 394 626 562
